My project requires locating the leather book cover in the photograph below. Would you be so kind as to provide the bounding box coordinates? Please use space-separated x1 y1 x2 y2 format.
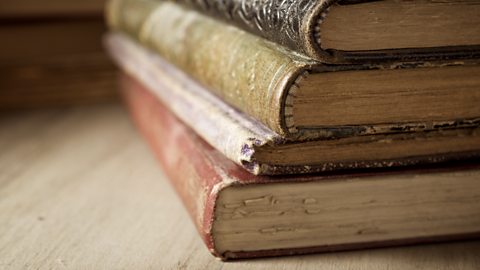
105 33 480 175
121 72 480 260
106 0 480 139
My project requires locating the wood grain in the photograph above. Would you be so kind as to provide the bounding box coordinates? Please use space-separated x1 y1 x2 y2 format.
1 103 479 269
0 54 118 110
0 0 105 19
0 19 118 110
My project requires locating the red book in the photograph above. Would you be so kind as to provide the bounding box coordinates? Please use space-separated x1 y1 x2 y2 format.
121 73 480 260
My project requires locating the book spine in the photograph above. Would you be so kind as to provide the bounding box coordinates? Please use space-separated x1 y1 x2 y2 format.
106 0 314 137
105 0 159 37
120 73 223 257
105 33 283 175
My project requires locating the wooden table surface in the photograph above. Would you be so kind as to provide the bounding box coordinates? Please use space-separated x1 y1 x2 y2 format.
1 103 479 270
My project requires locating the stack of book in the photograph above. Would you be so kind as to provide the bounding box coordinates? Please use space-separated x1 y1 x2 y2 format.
105 0 480 260
0 0 117 109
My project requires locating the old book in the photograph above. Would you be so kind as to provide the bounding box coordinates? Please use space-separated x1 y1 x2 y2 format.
106 0 480 140
119 0 480 63
106 33 480 175
121 72 480 260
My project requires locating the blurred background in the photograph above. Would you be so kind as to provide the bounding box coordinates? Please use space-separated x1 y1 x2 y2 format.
2 2 480 269
0 0 117 110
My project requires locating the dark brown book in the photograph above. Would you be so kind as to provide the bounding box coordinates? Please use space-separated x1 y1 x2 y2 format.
121 72 480 260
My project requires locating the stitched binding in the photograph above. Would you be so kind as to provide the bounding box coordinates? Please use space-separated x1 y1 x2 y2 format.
284 71 309 134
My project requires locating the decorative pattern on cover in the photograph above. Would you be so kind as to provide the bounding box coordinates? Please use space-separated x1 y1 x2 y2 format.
170 0 480 62
172 0 328 59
